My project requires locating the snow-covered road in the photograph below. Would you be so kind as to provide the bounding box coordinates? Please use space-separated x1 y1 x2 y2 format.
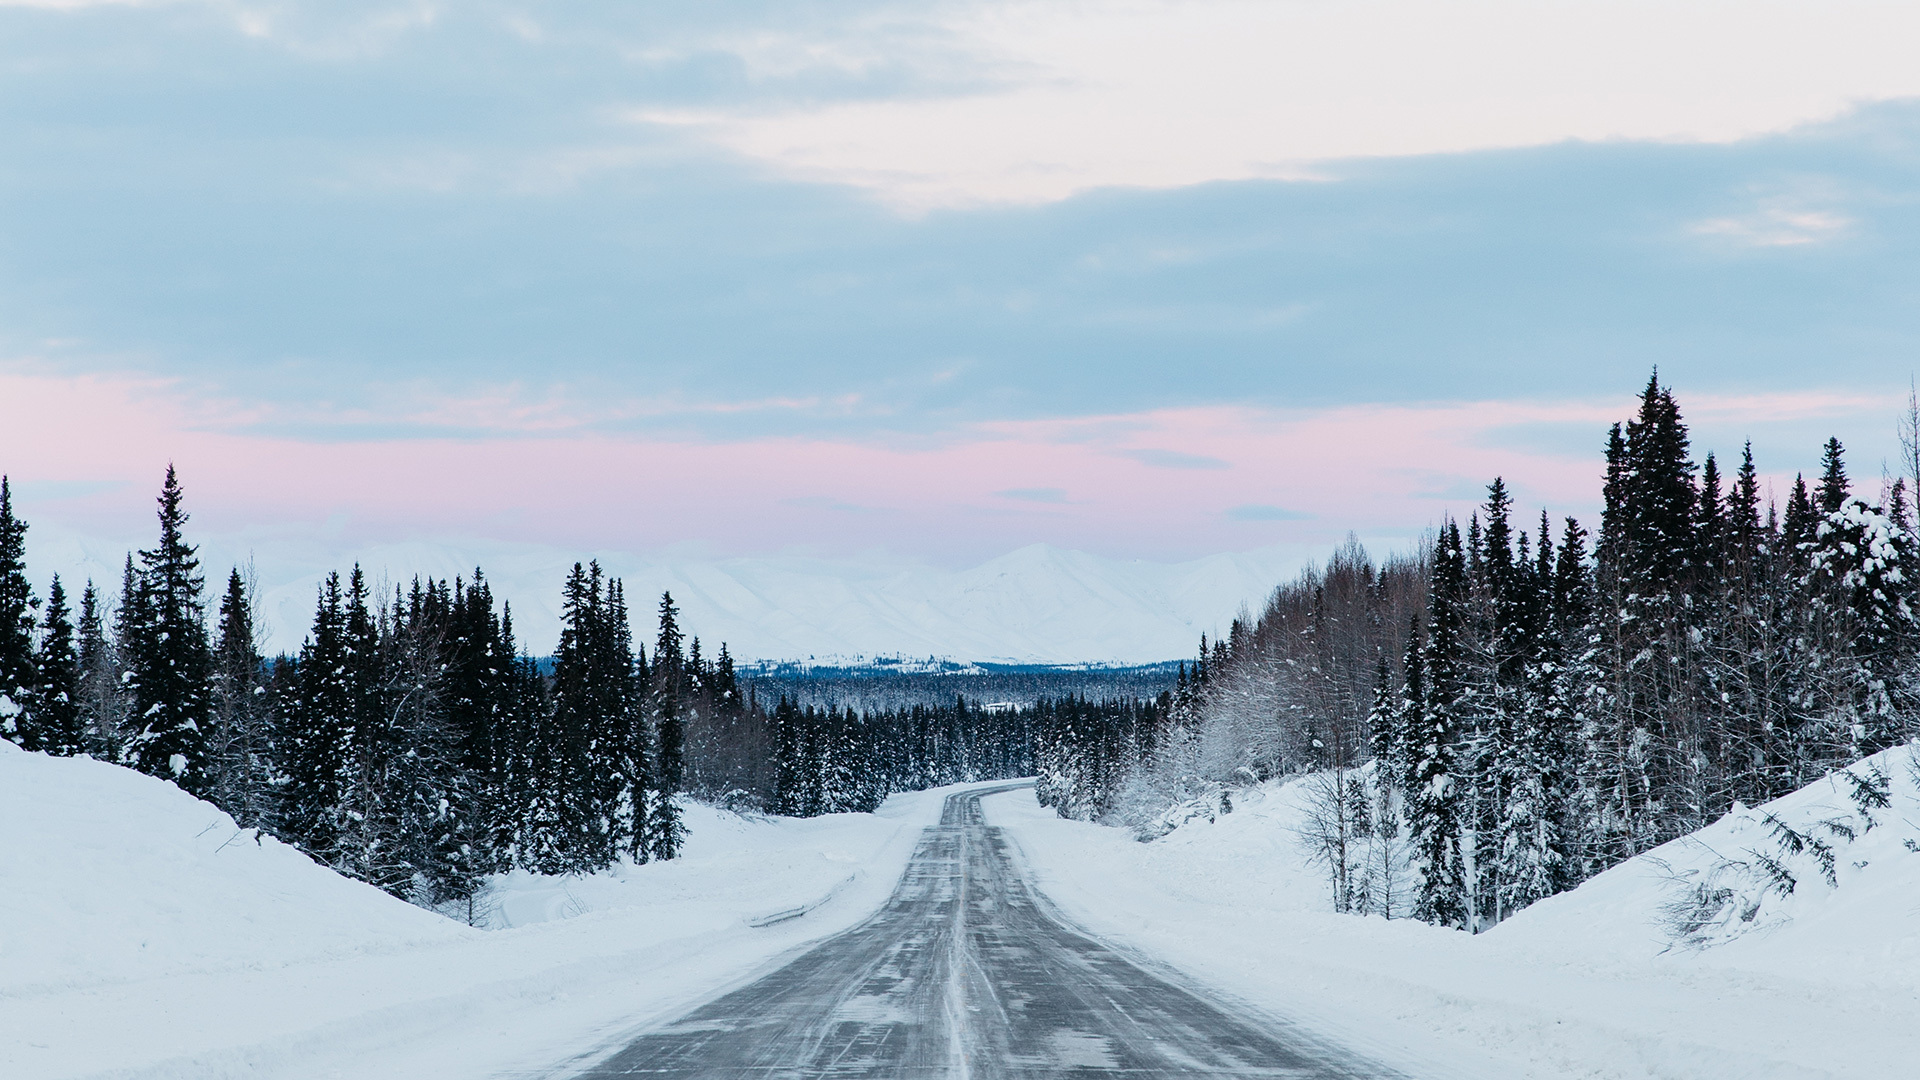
567 783 1398 1079
14 738 1913 1080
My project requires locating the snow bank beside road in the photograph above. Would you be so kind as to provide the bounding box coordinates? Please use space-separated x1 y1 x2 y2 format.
986 747 1920 1080
0 739 470 998
0 739 974 1080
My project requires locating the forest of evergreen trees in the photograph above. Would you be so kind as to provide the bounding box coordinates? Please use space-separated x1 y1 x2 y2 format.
0 468 1153 915
11 374 1886 935
1045 374 1920 932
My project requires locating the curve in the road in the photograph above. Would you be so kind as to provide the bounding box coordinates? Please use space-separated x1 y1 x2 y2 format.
566 783 1404 1079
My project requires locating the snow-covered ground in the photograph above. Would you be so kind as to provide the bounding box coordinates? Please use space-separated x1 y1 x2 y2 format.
0 739 975 1080
985 745 1920 1080
10 734 1916 1080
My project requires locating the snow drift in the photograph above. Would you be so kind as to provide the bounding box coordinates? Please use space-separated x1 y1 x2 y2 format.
0 739 970 1080
987 743 1920 1080
0 739 472 998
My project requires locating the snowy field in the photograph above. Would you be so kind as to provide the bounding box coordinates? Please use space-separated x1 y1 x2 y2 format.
987 745 1920 1080
6 736 1917 1080
0 739 978 1080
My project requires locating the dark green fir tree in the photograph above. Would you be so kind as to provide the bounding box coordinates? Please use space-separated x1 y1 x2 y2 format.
35 575 85 756
648 592 687 860
0 477 36 747
122 466 213 791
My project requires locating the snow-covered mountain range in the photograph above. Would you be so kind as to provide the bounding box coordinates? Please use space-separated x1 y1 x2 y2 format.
26 534 1306 664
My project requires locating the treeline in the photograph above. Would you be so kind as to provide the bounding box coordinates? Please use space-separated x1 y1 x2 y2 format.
743 662 1182 713
1057 374 1920 931
0 469 1147 912
0 471 727 909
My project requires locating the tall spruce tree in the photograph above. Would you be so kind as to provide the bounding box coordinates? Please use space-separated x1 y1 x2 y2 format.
35 576 84 756
649 591 687 860
1409 520 1470 930
282 572 355 865
207 569 272 827
1783 475 1817 560
371 578 476 906
0 477 35 746
443 572 520 874
75 579 123 756
605 577 649 864
1816 438 1849 515
1592 375 1701 858
122 466 212 791
335 566 391 882
1494 522 1566 918
1807 498 1916 755
772 694 802 815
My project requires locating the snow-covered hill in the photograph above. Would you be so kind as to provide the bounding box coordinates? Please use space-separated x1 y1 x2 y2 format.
993 744 1920 1080
0 739 967 1080
27 530 1307 663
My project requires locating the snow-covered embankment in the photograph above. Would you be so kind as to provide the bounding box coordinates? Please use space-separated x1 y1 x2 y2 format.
0 740 965 1080
986 746 1920 1080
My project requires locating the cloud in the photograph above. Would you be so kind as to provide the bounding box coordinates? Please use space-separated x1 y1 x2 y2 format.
1226 504 1311 522
642 0 1920 209
996 487 1068 503
1691 203 1853 248
1123 448 1230 470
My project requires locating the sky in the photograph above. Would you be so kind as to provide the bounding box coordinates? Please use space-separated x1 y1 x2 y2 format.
4 0 1920 650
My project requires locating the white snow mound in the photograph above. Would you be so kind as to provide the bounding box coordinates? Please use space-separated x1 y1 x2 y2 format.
0 738 472 997
987 743 1920 1080
1497 743 1920 985
0 739 977 1080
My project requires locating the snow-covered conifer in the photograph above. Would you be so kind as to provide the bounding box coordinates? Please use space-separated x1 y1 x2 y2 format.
0 477 36 747
121 466 212 792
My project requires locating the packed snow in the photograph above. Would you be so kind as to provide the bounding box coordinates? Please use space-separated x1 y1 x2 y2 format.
986 744 1920 1080
0 739 973 1080
9 735 1917 1080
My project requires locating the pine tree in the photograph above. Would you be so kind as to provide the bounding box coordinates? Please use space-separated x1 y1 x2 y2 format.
1728 443 1764 565
1696 452 1726 579
373 579 476 907
542 562 611 871
772 694 802 815
75 579 125 756
1816 438 1849 515
442 572 520 875
603 577 647 864
207 569 272 827
1476 479 1526 923
1783 475 1817 560
334 566 394 882
122 466 213 791
35 576 84 756
0 477 36 747
1591 375 1702 857
648 591 687 859
1807 498 1917 755
281 573 355 865
1410 520 1470 930
1494 523 1567 918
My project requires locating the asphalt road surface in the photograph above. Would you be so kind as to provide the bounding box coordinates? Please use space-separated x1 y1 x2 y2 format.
568 784 1403 1079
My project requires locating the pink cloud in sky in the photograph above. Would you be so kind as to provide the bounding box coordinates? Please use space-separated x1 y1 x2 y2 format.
0 369 1900 566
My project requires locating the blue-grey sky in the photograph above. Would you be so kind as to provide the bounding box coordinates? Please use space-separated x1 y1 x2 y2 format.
4 0 1920 570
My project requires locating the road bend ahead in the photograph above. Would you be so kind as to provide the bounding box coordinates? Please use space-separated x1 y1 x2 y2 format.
569 784 1402 1079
